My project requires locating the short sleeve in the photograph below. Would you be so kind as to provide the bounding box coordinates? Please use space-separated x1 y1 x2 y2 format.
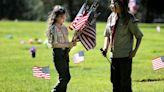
62 26 68 36
104 25 111 37
104 15 112 37
48 25 58 45
62 25 69 42
129 19 143 39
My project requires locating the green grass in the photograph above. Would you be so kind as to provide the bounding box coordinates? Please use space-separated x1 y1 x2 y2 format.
0 21 164 92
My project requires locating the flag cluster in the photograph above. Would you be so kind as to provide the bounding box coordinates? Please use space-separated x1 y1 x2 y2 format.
152 56 164 70
69 0 99 51
32 66 50 80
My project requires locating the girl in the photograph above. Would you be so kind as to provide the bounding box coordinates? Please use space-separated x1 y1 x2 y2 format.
102 0 143 92
47 5 76 92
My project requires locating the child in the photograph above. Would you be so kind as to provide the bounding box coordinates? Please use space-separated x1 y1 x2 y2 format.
46 5 76 92
102 0 143 92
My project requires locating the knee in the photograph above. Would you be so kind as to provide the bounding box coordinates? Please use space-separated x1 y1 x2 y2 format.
60 74 71 83
65 74 71 82
120 78 131 88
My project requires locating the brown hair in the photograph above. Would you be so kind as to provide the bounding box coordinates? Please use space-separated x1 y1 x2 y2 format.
112 0 132 25
47 5 66 26
46 5 66 39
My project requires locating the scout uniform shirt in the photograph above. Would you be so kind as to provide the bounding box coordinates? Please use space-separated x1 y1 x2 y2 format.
104 12 143 58
47 24 69 48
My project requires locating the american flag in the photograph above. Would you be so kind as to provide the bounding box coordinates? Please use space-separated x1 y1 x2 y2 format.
69 2 89 31
69 13 89 31
32 66 50 80
152 56 164 70
73 51 84 64
77 22 96 50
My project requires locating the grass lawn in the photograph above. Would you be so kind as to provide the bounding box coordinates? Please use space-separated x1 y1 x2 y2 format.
0 21 164 92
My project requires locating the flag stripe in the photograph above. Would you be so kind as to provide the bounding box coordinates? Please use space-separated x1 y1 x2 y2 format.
81 34 92 50
78 22 96 50
70 16 83 30
82 26 96 39
152 57 164 70
85 29 96 38
74 15 89 30
70 12 89 30
85 37 94 48
87 36 95 47
79 34 90 50
85 25 96 34
82 31 95 39
32 66 50 80
81 34 93 49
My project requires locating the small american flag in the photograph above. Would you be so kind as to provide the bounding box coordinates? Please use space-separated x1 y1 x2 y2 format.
152 56 164 70
73 51 84 64
32 66 50 80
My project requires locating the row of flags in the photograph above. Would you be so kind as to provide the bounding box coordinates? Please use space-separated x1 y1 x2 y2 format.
32 51 85 80
32 55 164 80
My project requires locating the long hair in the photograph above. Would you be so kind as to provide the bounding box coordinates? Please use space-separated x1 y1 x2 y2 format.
118 0 133 25
46 5 66 41
47 5 66 26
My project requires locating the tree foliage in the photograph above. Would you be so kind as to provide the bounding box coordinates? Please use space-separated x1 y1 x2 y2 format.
0 0 163 22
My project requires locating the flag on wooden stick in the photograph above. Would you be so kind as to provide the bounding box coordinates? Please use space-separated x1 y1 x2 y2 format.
152 56 164 70
32 66 50 80
73 51 84 64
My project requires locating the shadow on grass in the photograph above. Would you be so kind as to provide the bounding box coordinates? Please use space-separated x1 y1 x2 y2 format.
69 66 80 69
135 78 164 82
82 67 92 70
70 66 92 71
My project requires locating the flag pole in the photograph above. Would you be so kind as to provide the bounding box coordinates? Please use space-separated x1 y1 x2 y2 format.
48 65 51 92
48 78 51 92
100 48 115 70
47 65 51 92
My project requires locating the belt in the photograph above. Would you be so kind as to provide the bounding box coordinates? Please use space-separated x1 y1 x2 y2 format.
61 48 66 50
53 48 66 50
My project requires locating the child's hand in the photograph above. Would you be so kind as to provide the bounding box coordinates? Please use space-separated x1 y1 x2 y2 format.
68 41 77 48
129 50 137 58
100 48 107 57
68 42 74 48
72 41 77 46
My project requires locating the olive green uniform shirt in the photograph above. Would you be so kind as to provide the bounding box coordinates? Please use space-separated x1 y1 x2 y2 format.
47 24 69 48
104 13 143 58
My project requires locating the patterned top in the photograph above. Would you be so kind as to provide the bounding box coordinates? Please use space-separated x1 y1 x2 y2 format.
47 24 69 48
104 13 143 58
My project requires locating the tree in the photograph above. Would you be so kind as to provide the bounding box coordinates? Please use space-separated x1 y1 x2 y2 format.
141 0 163 23
0 0 28 20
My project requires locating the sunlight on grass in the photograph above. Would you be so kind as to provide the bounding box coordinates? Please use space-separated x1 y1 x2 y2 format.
0 21 164 92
